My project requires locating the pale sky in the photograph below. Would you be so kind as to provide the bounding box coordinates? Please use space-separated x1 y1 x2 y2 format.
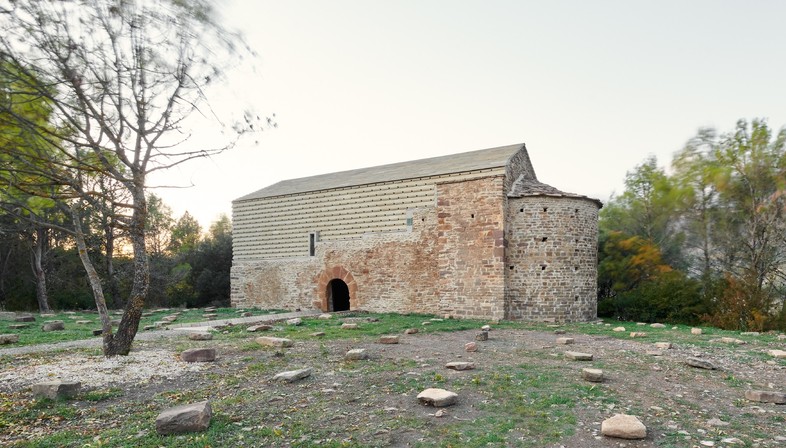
151 0 786 229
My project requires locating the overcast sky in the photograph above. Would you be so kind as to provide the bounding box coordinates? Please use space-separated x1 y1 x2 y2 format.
151 0 786 228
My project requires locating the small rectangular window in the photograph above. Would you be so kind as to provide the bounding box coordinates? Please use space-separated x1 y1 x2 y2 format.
309 232 317 257
406 217 413 227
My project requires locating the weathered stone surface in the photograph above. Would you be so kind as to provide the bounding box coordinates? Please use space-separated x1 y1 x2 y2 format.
465 342 478 352
202 313 218 319
256 336 293 348
612 327 626 332
247 324 272 332
582 368 604 382
717 337 746 345
404 328 418 334
745 390 786 404
341 323 358 330
707 417 730 427
650 323 666 328
155 401 212 435
273 368 312 382
417 388 458 407
654 342 672 350
630 332 647 338
8 324 29 329
0 334 19 344
345 349 368 361
475 331 489 341
40 313 56 318
740 331 759 336
32 381 81 400
162 316 178 322
767 349 786 359
15 315 35 322
556 337 574 345
188 332 213 341
286 318 302 326
554 329 566 334
379 335 400 344
181 348 216 362
318 313 333 320
564 351 593 361
601 414 647 439
481 325 491 331
691 328 702 335
686 357 716 370
42 321 65 332
445 361 475 371
310 331 326 337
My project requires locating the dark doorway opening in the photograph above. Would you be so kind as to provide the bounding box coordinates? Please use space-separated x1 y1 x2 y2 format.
327 279 350 311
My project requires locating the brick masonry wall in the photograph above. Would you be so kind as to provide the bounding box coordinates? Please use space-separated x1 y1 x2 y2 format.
436 176 507 320
505 196 599 322
231 208 442 314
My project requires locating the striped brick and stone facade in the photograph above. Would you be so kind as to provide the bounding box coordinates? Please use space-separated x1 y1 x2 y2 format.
231 143 601 322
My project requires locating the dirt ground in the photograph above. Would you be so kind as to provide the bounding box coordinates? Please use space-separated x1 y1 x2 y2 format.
1 318 785 447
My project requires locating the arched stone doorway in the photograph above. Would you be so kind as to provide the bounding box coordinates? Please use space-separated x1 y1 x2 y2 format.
316 266 357 312
327 279 350 311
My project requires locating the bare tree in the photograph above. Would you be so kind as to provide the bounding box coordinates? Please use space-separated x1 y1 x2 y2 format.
0 0 261 355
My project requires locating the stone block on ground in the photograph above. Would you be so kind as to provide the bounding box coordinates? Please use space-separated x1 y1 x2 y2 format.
0 334 19 344
745 390 786 404
286 318 302 326
310 332 325 337
445 362 475 371
654 342 672 350
345 349 368 361
256 336 293 348
564 351 593 361
75 320 92 324
241 312 253 317
630 332 647 338
15 315 35 322
42 321 65 332
556 337 574 345
717 337 746 345
465 342 478 352
341 323 358 330
481 325 491 331
582 368 604 382
612 327 626 332
404 328 418 334
601 414 647 439
247 324 272 332
767 349 786 359
155 401 212 435
32 381 81 400
181 348 216 362
475 331 489 341
650 323 666 328
272 368 312 383
8 324 29 329
686 357 716 370
379 335 400 344
417 388 458 407
188 332 213 341
554 329 566 334
318 313 333 320
691 328 702 335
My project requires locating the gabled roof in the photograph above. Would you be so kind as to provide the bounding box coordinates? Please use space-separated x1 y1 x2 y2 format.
508 175 603 207
235 143 525 201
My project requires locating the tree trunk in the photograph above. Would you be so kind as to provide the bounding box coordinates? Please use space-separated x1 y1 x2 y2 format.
105 184 148 356
104 222 121 308
29 227 51 314
70 206 113 354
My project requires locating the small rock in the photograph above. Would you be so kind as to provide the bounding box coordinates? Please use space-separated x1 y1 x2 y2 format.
636 322 647 326
256 336 293 348
181 348 216 362
434 409 446 417
630 332 647 338
318 313 332 320
75 320 92 325
310 332 326 337
143 325 154 331
341 323 359 330
286 318 302 326
240 312 253 317
417 388 458 407
465 342 478 352
777 334 786 340
345 349 368 361
646 350 664 356
740 331 759 336
42 321 65 332
721 438 744 445
691 328 702 335
32 381 81 400
556 337 574 345
745 389 786 404
601 413 647 439
430 318 444 322
155 401 212 435
767 349 786 359
272 368 312 383
565 351 593 361
612 327 626 332
14 315 35 322
686 357 716 370
554 329 566 334
445 361 475 371
650 323 666 328
475 331 489 341
0 334 19 344
404 328 418 334
699 441 715 447
718 337 745 345
8 324 29 329
247 324 272 332
654 342 672 349
707 417 729 427
481 325 491 331
379 335 400 344
582 368 604 382
188 332 213 341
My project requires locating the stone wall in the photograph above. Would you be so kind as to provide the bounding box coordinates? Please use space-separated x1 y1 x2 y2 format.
436 176 507 320
505 196 599 322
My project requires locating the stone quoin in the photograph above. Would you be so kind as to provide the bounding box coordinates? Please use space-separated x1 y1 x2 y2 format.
231 143 601 322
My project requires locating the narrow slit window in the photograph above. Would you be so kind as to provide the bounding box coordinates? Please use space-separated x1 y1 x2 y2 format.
309 232 317 257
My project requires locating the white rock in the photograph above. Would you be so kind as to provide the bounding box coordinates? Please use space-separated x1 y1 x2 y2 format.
767 349 786 359
417 388 458 407
564 351 593 361
445 361 475 371
345 349 368 361
286 318 302 326
256 336 293 348
272 368 312 383
601 414 647 439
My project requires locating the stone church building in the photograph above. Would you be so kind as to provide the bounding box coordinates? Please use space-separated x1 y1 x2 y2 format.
231 143 602 322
